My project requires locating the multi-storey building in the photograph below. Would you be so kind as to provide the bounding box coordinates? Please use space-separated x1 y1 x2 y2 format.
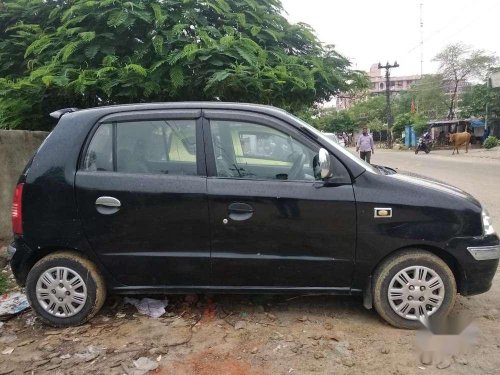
368 64 420 95
336 64 420 109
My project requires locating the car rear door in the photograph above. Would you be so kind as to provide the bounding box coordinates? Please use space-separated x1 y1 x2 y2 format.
75 109 211 288
203 109 357 289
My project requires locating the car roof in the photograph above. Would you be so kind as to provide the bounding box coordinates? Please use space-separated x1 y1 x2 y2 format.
65 102 290 119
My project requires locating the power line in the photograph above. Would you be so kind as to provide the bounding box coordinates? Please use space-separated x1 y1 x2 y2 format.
436 2 500 45
406 2 474 55
406 1 500 58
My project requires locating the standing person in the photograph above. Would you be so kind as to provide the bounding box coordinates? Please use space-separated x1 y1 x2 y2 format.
356 127 374 163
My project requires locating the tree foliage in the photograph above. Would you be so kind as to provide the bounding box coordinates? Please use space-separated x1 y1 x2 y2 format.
393 112 427 135
0 0 367 130
348 95 386 125
460 83 500 119
298 107 356 133
366 118 385 141
408 74 449 119
433 43 497 119
483 136 498 149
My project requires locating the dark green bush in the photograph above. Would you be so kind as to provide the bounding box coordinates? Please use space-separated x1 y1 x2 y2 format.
483 136 499 149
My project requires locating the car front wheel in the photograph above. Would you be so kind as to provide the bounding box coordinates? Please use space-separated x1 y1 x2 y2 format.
26 251 106 327
372 249 457 329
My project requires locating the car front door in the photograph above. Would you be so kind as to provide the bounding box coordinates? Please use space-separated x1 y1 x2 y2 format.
75 109 211 288
204 110 356 290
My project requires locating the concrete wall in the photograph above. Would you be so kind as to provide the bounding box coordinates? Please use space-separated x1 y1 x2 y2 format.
0 130 49 240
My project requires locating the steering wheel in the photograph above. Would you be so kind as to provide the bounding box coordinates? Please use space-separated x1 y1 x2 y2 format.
288 152 306 180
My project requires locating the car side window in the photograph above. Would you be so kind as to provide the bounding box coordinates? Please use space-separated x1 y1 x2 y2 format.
210 120 320 181
83 123 113 171
83 119 197 176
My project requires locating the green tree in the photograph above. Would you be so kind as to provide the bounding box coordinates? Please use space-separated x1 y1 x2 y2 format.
328 111 356 133
367 118 385 142
412 113 429 135
298 107 356 133
409 74 449 119
393 112 427 136
0 0 367 130
433 43 497 119
392 91 413 118
348 96 386 126
460 83 500 119
393 113 412 135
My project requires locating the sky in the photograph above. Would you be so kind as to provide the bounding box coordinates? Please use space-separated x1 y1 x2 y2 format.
280 0 500 77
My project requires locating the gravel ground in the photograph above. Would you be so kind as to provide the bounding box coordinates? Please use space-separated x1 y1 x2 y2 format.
0 148 499 375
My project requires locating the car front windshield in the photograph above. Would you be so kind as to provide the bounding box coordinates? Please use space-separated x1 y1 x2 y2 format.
289 114 380 174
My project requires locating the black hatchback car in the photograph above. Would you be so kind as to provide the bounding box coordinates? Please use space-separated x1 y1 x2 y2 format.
9 102 499 329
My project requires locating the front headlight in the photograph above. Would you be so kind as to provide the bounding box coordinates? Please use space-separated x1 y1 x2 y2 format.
482 209 496 235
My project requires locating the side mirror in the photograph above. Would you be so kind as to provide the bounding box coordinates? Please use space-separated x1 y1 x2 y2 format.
319 148 333 179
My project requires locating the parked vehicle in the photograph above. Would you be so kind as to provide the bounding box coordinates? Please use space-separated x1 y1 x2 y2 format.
323 132 340 145
10 103 499 329
323 132 346 147
338 137 346 148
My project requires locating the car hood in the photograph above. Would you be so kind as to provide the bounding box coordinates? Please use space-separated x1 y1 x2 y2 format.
387 170 481 206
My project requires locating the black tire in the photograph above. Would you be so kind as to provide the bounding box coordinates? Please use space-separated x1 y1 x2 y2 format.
415 149 419 154
26 251 107 327
372 249 456 330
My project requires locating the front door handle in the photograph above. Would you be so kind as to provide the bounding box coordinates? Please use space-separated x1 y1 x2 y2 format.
95 196 121 215
227 202 254 221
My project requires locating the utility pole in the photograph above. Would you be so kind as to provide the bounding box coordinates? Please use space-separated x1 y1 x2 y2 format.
378 61 399 146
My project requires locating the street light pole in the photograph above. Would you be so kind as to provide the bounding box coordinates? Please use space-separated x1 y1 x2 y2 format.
378 61 400 147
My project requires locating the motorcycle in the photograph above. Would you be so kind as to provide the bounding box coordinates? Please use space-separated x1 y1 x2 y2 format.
415 136 432 154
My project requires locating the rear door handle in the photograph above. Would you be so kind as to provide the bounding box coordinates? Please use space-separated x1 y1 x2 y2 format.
95 196 121 215
227 202 254 221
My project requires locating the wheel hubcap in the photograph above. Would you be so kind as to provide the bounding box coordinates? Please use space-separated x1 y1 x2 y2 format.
388 265 445 320
36 267 87 317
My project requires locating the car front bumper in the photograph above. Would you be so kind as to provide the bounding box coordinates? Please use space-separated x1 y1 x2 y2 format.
448 235 500 296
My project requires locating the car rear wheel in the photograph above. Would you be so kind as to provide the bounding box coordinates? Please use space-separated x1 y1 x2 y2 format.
26 251 106 327
373 249 456 329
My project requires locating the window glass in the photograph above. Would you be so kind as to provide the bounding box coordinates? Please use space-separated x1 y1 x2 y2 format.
211 120 320 181
116 120 197 175
83 123 113 171
83 119 197 176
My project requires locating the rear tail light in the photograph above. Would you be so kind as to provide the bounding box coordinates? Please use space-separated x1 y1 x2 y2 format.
12 183 24 235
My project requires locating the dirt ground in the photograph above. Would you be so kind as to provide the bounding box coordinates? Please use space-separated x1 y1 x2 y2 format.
1 148 499 375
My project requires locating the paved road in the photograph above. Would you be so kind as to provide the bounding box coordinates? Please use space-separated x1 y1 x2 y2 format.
361 148 500 229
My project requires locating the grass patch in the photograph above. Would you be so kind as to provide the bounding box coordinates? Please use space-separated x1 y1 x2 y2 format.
0 272 8 294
